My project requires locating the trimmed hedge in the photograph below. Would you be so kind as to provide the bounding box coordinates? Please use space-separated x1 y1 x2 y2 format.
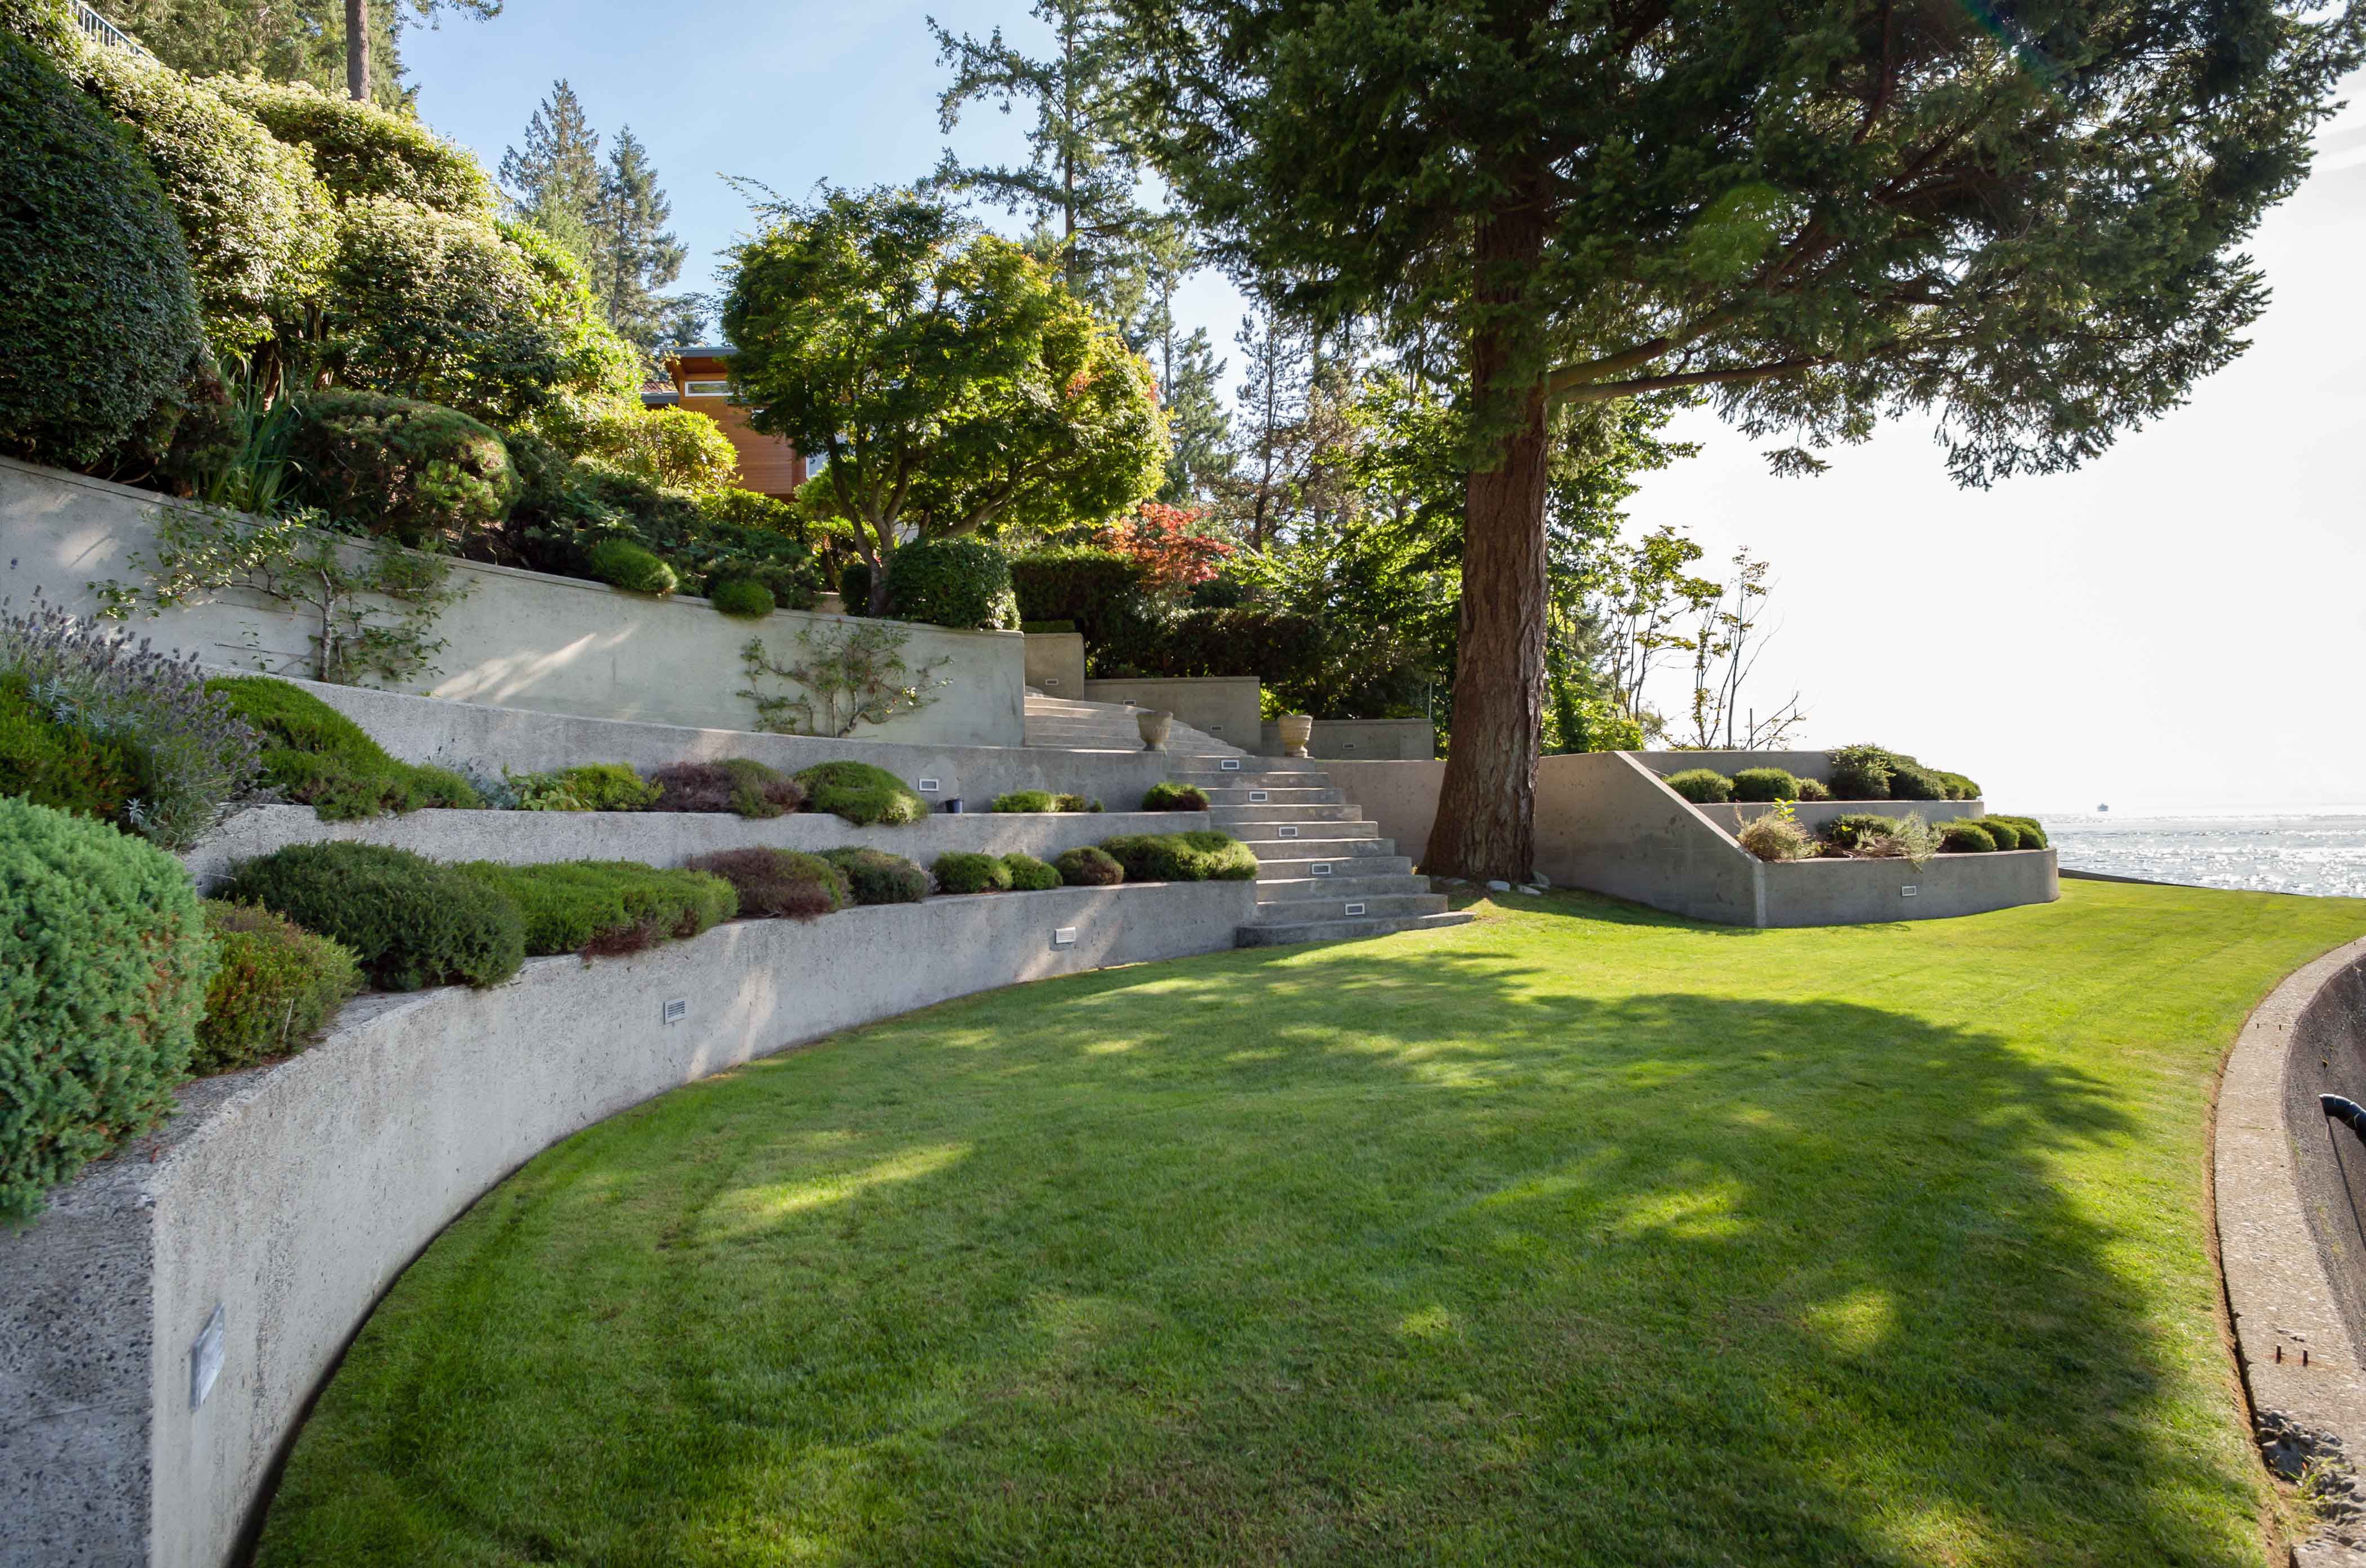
1002 853 1061 892
209 675 481 821
192 901 361 1075
710 578 775 618
1938 819 1998 853
884 538 1019 630
817 847 928 905
1888 761 1947 801
1098 831 1259 883
1987 814 2048 849
1009 549 1149 647
993 790 1055 813
1976 817 2023 850
1729 768 1800 803
685 848 848 920
588 538 678 596
454 860 735 956
0 798 216 1223
1938 772 1983 801
290 390 518 547
1055 846 1124 887
221 841 524 991
797 761 927 826
1055 793 1102 814
1141 781 1211 812
647 759 803 818
1663 768 1733 804
933 851 1014 895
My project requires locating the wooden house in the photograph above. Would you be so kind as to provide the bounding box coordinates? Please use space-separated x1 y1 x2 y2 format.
643 347 809 499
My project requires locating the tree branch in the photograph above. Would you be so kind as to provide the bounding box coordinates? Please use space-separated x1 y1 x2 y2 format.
1550 357 1826 405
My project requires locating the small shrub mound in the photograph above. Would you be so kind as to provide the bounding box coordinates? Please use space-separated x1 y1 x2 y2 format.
1826 745 1894 800
1824 813 1902 852
1938 819 1998 853
1055 794 1102 813
933 851 1015 895
1987 814 2048 849
686 849 848 920
210 675 480 820
1663 768 1732 804
1729 768 1800 803
193 901 362 1075
1002 853 1061 891
223 841 524 992
1939 772 1983 801
508 762 662 813
818 847 929 905
1099 831 1259 883
0 798 215 1223
1888 761 1948 801
1055 846 1124 887
709 578 775 618
0 675 141 822
289 390 518 548
455 861 736 956
993 790 1055 813
1737 814 1814 862
588 538 679 596
647 759 803 818
1141 781 1211 812
1795 778 1831 802
797 761 928 826
1976 817 2023 850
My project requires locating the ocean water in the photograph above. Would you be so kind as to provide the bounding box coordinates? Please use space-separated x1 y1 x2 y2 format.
2040 814 2366 899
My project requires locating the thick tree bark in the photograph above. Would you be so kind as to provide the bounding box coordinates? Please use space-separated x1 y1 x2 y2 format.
1425 196 1551 884
345 0 369 101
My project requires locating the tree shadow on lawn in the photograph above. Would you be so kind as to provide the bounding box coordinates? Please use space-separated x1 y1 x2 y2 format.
266 950 2257 1568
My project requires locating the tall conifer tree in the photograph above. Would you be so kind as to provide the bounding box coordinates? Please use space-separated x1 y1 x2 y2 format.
499 79 601 265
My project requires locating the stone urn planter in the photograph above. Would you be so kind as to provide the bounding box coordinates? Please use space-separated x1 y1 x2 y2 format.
815 590 846 616
1278 712 1314 758
1136 709 1174 752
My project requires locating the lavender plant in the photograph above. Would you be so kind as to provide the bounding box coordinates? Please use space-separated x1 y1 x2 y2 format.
0 593 260 850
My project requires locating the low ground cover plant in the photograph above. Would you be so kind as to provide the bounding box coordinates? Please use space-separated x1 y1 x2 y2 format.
933 851 1015 895
211 675 477 821
193 902 362 1075
1662 768 1732 804
455 861 735 956
1140 781 1210 811
508 763 661 813
685 849 848 919
0 797 215 1223
797 761 928 826
646 759 803 818
1055 845 1124 886
1098 831 1258 883
992 790 1054 813
818 847 929 904
223 841 524 991
1729 768 1799 803
1002 853 1061 891
709 579 775 619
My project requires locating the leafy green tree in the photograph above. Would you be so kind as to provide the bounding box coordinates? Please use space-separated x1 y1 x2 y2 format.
99 0 493 108
1118 0 2364 879
721 188 1168 614
499 79 601 264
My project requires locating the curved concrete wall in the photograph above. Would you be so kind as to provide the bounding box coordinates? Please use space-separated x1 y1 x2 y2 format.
2283 955 2366 1354
0 881 1256 1568
0 457 1023 746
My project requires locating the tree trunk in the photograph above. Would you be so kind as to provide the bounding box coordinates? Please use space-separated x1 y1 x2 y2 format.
1425 197 1551 883
345 0 368 102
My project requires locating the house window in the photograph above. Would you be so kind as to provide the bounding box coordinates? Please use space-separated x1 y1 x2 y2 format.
682 379 732 397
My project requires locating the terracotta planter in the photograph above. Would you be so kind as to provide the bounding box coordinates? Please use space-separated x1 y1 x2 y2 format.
1137 709 1173 752
1278 712 1313 758
814 591 846 616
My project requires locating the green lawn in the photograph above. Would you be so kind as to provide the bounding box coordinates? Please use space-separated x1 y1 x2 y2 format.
256 880 2366 1567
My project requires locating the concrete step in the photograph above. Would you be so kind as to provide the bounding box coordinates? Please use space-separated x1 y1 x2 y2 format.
1250 892 1447 921
1253 852 1412 879
1208 803 1362 825
1176 770 1331 787
1235 910 1477 947
1226 819 1379 844
1256 875 1436 903
1198 786 1344 806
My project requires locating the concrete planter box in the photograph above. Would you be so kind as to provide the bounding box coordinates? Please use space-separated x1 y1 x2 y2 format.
0 880 1255 1568
1754 847 2058 926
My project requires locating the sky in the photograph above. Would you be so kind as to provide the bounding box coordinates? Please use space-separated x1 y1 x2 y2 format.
403 5 2366 817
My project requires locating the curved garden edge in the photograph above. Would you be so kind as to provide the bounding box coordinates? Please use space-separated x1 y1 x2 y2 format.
2212 932 2366 1563
0 878 1255 1568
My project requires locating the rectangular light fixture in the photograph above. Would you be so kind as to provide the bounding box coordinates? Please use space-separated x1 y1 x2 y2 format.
662 999 688 1025
1249 790 1269 803
1312 863 1332 877
1900 886 1919 898
1052 926 1077 947
190 1304 224 1411
1278 825 1299 839
1220 758 1242 770
917 777 941 792
1345 902 1367 916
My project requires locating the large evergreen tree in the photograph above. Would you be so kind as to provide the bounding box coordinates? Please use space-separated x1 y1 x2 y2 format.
499 79 601 265
105 0 491 108
1117 0 2365 880
589 127 692 358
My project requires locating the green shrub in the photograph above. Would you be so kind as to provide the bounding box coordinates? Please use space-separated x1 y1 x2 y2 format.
208 675 479 821
192 901 361 1075
208 76 495 217
0 675 141 822
1008 549 1151 650
709 578 775 618
1055 845 1124 887
1141 781 1211 812
588 538 678 596
839 559 873 613
221 841 523 991
1938 819 1997 853
1663 768 1733 804
1098 831 1259 883
1729 768 1799 803
1737 814 1813 862
455 861 735 956
797 760 927 826
1888 761 1947 801
0 798 215 1223
993 790 1055 813
1987 814 2048 849
1795 778 1831 801
647 759 802 818
1826 745 1894 800
1938 772 1983 801
1975 817 2023 850
818 847 928 905
289 390 518 547
1054 794 1102 813
684 848 847 920
1002 853 1061 892
884 538 1019 630
552 763 660 812
933 851 1014 895
0 33 205 470
1824 813 1902 851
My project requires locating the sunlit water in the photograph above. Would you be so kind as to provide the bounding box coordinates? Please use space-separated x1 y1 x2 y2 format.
2040 814 2366 899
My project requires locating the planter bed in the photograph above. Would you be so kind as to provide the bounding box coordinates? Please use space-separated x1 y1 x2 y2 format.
1755 847 2058 926
1698 798 1985 835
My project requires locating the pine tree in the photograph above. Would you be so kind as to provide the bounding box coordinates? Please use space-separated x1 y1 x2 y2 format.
589 127 691 357
499 80 601 266
1127 225 1228 505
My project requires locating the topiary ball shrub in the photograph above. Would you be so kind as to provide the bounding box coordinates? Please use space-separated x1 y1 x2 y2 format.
818 847 928 905
221 841 524 992
454 861 735 956
289 390 519 547
1055 846 1124 887
993 790 1055 813
1663 768 1733 804
1974 817 2023 850
192 901 362 1075
588 538 679 596
796 761 927 826
1055 794 1102 813
709 578 775 618
1737 815 1813 862
0 798 216 1223
1988 814 2048 849
1729 768 1800 803
646 759 803 818
933 851 1015 896
1002 853 1061 892
1888 761 1947 801
1826 745 1894 800
685 848 848 920
1141 781 1211 812
1176 830 1260 880
1099 831 1258 883
209 675 480 820
1938 819 1997 853
884 538 1019 630
1795 778 1832 802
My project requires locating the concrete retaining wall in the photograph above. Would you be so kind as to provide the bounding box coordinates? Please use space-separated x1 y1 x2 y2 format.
0 457 1023 746
1258 717 1435 761
1324 759 1446 866
0 879 1256 1568
1536 752 1765 923
1022 631 1086 698
1755 847 2057 926
1082 676 1261 750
